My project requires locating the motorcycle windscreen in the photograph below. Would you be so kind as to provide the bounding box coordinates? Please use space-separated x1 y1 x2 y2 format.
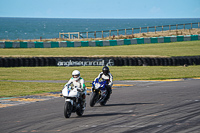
62 87 70 96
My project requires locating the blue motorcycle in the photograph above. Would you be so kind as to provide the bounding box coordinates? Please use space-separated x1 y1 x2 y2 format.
90 79 108 107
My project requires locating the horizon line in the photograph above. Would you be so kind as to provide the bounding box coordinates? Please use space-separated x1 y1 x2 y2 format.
1 16 200 19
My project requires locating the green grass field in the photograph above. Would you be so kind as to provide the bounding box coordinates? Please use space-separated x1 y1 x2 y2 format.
1 66 200 81
0 40 200 97
0 40 200 57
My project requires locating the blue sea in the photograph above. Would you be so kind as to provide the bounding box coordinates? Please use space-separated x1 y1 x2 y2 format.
0 17 200 40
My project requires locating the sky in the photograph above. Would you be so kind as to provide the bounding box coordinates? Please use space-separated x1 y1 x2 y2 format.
0 0 200 18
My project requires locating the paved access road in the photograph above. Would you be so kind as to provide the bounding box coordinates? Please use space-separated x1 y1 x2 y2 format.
0 79 200 133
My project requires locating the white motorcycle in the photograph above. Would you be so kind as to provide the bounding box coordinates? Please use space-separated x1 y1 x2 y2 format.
62 86 86 118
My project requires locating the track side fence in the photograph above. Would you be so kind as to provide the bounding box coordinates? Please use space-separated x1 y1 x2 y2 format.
59 22 200 39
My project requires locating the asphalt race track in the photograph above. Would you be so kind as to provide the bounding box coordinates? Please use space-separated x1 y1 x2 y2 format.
0 79 200 133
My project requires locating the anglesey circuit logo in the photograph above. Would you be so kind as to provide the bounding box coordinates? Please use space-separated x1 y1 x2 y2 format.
106 59 114 66
57 59 114 67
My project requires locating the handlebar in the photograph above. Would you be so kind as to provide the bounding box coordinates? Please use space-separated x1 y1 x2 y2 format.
77 88 82 92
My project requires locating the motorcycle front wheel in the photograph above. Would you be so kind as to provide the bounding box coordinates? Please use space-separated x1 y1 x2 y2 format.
76 105 84 116
64 101 72 118
90 92 98 107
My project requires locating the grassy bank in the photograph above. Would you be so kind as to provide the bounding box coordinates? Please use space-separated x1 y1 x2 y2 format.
1 66 200 97
0 40 200 57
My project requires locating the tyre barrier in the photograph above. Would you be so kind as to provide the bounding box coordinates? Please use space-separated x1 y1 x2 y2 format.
0 56 200 67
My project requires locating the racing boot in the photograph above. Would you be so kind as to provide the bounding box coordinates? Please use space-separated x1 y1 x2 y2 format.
81 94 86 110
104 86 112 102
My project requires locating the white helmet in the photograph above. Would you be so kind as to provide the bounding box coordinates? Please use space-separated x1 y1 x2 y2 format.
72 70 80 81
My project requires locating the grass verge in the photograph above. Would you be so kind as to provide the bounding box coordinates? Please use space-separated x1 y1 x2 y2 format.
0 82 63 98
0 40 200 57
0 66 200 97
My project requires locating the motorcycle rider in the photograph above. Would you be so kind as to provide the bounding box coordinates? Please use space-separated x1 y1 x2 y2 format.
64 70 87 110
94 66 113 101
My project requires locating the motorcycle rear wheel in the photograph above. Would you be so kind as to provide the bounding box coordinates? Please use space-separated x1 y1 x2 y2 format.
64 101 72 118
100 100 107 106
76 107 84 116
100 92 110 106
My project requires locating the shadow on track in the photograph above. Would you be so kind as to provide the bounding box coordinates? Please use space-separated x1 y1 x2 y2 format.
81 102 155 118
82 112 131 118
104 102 156 107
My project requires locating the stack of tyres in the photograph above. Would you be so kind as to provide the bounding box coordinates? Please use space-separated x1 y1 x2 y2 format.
0 58 7 67
13 58 19 67
123 58 129 66
0 56 200 67
32 58 38 67
154 58 160 66
137 58 143 66
128 58 134 66
162 58 167 66
0 58 5 67
168 58 173 66
132 58 138 66
4 58 10 67
171 58 175 66
0 58 3 67
38 58 44 66
159 58 164 66
141 58 151 66
22 58 29 66
196 56 200 65
114 57 123 66
189 56 199 65
112 57 119 66
151 58 157 66
119 58 124 66
48 57 56 66
179 57 185 66
43 58 49 66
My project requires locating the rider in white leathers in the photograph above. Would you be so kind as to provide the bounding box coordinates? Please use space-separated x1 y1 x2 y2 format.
64 70 87 109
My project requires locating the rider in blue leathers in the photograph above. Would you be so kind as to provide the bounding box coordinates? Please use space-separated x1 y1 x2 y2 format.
94 66 113 101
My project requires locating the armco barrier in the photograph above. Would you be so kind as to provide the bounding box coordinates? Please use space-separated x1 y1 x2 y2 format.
0 56 200 67
0 34 200 48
